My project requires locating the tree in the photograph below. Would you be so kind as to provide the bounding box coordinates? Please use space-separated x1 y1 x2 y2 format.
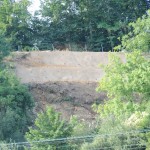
80 10 150 149
96 52 150 102
80 52 150 150
1 0 148 51
25 106 73 150
115 9 150 52
99 11 150 103
0 0 32 50
0 68 34 142
38 0 148 51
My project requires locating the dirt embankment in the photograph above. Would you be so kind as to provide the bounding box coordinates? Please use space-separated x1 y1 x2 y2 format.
11 51 125 121
29 81 106 121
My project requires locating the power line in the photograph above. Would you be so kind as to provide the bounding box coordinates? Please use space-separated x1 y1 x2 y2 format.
35 143 146 150
0 128 150 147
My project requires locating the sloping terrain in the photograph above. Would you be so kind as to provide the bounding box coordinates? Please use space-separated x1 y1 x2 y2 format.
13 51 110 83
11 51 125 121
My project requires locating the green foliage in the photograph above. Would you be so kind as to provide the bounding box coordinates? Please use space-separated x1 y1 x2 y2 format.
0 0 148 51
25 106 73 150
92 51 150 149
23 46 32 51
0 68 34 142
80 97 150 150
80 133 146 150
36 0 147 51
93 99 139 124
0 30 11 61
80 98 149 150
93 99 150 131
0 141 19 150
81 50 150 149
0 0 32 50
115 9 150 52
96 52 150 102
69 116 94 136
94 16 150 149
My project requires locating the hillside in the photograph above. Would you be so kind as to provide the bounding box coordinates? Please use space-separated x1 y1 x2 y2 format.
11 51 125 121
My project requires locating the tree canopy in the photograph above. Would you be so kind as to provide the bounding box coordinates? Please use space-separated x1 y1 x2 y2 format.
0 0 149 51
115 10 150 52
84 11 150 150
0 0 32 50
34 0 148 51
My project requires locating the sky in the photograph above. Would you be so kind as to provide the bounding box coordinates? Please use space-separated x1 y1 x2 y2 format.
28 0 40 15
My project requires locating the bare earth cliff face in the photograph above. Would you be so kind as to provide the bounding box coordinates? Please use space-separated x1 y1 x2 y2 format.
11 51 125 121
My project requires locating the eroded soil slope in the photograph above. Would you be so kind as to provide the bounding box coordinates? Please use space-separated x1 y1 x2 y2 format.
29 81 106 121
11 51 125 121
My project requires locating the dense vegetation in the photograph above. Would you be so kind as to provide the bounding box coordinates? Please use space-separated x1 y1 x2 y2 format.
80 51 150 149
80 10 150 149
0 69 34 142
0 0 149 51
0 12 34 143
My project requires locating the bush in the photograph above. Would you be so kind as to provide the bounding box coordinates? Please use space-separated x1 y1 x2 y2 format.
0 68 34 142
80 99 149 149
25 106 74 150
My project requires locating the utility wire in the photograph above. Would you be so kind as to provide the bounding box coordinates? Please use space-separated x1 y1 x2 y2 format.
30 143 146 150
0 128 150 147
1 141 147 150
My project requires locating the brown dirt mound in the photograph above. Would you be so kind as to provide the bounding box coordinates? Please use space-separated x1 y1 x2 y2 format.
29 81 106 122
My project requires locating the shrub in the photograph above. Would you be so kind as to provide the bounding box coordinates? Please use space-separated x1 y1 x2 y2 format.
25 106 73 150
0 69 34 142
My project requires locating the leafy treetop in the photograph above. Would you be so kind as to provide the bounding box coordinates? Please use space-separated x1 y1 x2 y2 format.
114 10 150 52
